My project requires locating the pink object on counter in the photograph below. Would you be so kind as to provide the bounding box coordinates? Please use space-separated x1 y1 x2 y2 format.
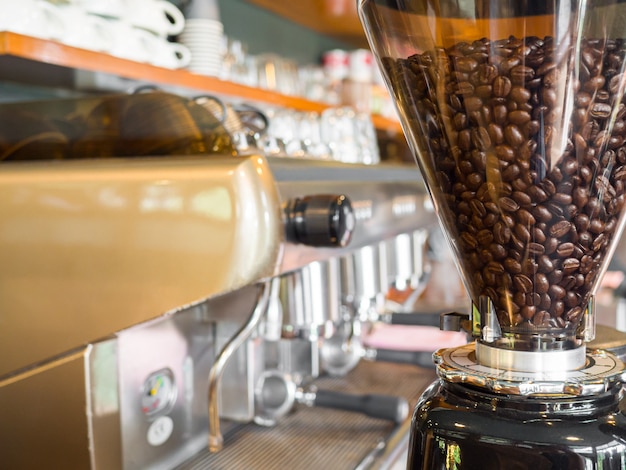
363 324 468 352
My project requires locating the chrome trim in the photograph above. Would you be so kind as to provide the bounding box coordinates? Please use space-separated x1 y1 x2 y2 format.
208 282 271 452
475 341 586 372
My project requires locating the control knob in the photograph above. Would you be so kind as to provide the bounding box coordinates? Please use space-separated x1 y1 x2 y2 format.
284 194 354 247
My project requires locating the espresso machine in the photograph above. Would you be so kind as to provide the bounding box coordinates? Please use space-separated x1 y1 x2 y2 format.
358 0 626 468
0 92 443 469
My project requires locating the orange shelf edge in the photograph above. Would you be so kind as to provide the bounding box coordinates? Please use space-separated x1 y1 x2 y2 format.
0 32 402 135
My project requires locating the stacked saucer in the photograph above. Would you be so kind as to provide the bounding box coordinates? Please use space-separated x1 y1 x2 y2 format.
177 19 224 76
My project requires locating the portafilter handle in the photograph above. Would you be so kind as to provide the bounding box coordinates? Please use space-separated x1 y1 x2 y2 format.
299 388 409 423
254 370 409 426
366 348 435 369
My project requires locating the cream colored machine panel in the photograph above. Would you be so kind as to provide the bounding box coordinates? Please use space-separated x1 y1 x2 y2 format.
0 155 282 377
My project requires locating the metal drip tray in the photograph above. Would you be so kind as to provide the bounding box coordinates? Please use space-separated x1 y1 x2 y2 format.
178 362 436 470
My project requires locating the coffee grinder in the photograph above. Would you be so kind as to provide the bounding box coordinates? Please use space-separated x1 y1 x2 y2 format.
359 1 626 468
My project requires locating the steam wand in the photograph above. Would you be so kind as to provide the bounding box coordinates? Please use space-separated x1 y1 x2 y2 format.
207 280 272 452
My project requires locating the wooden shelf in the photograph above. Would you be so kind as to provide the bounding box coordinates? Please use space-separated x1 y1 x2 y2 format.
0 32 401 135
246 0 368 48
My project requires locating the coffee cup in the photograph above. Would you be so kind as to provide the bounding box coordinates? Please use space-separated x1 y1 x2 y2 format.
58 4 114 52
71 0 125 19
0 0 65 40
132 28 191 69
106 19 150 62
125 0 185 37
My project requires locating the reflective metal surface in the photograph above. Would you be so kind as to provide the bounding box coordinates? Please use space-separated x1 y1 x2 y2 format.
0 150 438 469
0 155 282 376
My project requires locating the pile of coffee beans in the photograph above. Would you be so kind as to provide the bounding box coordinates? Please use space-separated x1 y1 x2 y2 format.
383 36 626 333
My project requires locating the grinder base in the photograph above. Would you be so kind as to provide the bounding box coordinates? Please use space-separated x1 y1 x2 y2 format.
407 342 626 469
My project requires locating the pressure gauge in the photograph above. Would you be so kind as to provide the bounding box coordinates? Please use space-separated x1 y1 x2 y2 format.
141 369 177 417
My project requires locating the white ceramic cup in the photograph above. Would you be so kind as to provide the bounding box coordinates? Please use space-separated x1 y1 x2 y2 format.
70 0 125 18
106 19 150 62
58 4 115 52
125 0 185 37
0 0 65 40
132 28 191 69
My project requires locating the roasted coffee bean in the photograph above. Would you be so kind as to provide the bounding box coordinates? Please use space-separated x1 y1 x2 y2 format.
476 229 494 246
489 243 508 260
589 218 606 234
493 222 511 244
522 259 538 276
499 196 519 212
533 310 551 326
493 104 508 124
504 257 522 274
465 172 484 189
502 164 521 181
493 75 512 97
514 224 531 242
471 127 492 150
518 209 535 225
392 36 626 333
469 199 487 217
609 74 626 94
484 213 498 227
504 125 524 147
548 269 564 285
538 255 554 273
512 191 532 206
486 260 505 274
461 232 478 249
528 185 549 203
532 205 552 222
520 305 536 320
510 65 535 83
550 220 572 238
547 284 566 300
455 57 479 73
510 86 532 103
487 123 504 145
527 292 541 307
464 96 483 112
552 301 565 318
542 87 558 107
556 242 575 257
592 233 606 252
528 242 545 255
575 91 592 107
565 291 581 308
562 258 581 274
538 293 551 310
495 145 515 162
532 227 548 244
584 75 606 92
561 275 577 290
513 274 533 293
590 102 612 119
545 237 559 255
535 273 549 294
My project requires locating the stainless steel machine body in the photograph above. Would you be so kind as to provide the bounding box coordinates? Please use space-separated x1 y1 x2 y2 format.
0 152 438 469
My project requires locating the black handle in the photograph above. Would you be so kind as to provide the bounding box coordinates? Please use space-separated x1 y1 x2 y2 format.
313 389 409 423
386 312 442 327
373 348 435 369
284 194 355 247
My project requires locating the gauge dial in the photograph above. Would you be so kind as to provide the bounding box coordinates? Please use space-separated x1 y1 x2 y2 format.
141 369 177 417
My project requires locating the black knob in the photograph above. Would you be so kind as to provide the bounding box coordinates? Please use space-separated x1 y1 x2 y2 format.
285 194 355 247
